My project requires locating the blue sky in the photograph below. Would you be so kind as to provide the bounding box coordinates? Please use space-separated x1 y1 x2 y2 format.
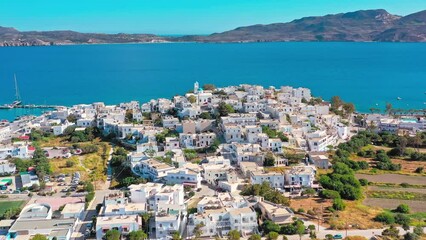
1 0 425 34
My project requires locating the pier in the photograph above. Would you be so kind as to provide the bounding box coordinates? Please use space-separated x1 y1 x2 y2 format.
0 104 59 110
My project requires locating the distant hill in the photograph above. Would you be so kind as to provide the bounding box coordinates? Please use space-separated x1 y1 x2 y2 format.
1 9 426 46
192 9 426 42
0 27 166 46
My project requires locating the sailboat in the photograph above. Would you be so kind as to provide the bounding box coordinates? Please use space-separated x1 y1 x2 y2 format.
11 74 22 107
0 74 22 109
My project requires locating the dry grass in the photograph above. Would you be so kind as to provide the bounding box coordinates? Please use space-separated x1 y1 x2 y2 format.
290 197 332 212
49 156 88 180
329 200 383 230
48 141 110 183
38 136 71 148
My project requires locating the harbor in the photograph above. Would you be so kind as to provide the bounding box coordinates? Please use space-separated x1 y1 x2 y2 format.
0 104 59 110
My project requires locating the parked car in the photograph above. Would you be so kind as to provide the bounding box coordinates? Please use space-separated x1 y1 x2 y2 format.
333 234 343 239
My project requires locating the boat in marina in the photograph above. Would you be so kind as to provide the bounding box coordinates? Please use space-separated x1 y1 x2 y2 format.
0 74 22 109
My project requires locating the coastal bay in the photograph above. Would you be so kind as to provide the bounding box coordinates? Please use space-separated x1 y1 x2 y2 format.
0 42 425 121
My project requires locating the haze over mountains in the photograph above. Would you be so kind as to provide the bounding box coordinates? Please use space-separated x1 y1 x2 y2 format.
1 9 426 46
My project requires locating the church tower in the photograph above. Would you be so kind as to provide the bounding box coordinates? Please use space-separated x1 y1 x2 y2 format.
194 81 199 94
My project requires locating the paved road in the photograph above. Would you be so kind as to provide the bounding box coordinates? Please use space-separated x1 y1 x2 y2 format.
71 145 113 240
285 220 417 240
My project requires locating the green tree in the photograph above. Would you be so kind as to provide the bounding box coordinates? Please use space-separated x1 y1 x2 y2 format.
172 232 182 240
343 103 355 115
248 234 261 240
359 178 369 186
199 112 212 119
332 198 346 211
227 230 240 240
267 232 279 240
193 223 205 239
218 102 235 116
129 230 148 240
188 95 197 104
202 84 216 91
31 234 48 240
325 234 334 240
382 225 400 239
84 181 95 192
413 226 424 236
262 220 281 233
397 137 408 156
12 158 34 172
385 103 393 115
331 96 343 109
395 213 411 226
302 188 316 197
65 159 75 167
105 229 120 240
296 222 306 240
66 114 77 123
395 204 410 214
404 232 420 240
141 212 152 233
264 152 275 167
374 212 395 224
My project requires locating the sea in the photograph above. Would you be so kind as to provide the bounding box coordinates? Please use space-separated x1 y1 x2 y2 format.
0 42 425 121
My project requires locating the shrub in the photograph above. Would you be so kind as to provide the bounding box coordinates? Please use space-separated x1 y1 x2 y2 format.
267 232 279 240
359 178 369 186
248 234 261 240
319 190 341 199
374 212 395 224
332 198 346 211
413 226 424 236
394 213 410 226
262 220 281 234
395 204 410 214
65 160 75 167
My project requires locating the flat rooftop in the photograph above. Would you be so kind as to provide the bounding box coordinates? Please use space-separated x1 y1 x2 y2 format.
10 218 76 232
61 203 85 214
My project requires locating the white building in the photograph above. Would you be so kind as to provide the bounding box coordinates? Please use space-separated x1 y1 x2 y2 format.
165 137 180 151
0 126 11 143
61 203 85 221
164 168 202 189
187 193 258 238
307 130 337 152
179 132 216 149
132 159 175 181
96 215 142 240
284 166 316 189
250 170 285 189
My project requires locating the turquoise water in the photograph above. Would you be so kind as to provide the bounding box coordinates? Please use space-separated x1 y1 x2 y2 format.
0 42 425 121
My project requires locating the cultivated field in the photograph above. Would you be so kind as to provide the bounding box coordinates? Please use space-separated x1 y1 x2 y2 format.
363 198 426 213
355 173 426 185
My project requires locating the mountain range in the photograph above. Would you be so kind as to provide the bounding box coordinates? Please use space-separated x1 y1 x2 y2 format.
1 9 426 46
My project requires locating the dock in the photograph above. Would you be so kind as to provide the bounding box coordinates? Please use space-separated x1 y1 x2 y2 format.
0 104 59 110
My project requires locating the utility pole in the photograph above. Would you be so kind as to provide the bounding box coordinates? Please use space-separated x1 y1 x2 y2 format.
345 221 348 238
317 204 323 232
